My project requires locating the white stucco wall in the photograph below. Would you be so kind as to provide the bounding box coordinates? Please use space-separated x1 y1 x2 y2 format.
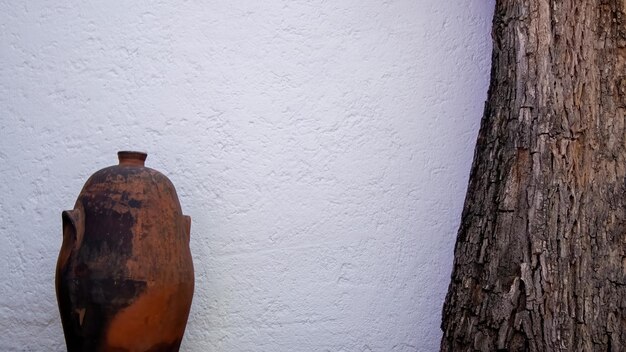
0 1 494 351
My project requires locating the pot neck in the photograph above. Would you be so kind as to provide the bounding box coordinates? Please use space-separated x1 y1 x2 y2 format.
118 151 147 167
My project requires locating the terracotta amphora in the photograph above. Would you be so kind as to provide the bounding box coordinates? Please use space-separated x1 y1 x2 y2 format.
56 151 194 352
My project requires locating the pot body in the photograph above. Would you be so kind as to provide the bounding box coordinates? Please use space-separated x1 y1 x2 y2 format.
56 151 194 352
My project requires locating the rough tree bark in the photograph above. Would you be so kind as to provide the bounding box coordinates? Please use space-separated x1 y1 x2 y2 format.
441 1 626 351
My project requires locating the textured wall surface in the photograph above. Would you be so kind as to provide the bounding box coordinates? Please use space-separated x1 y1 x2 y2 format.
0 1 494 351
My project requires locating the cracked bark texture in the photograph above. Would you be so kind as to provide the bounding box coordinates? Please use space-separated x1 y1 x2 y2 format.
441 0 626 351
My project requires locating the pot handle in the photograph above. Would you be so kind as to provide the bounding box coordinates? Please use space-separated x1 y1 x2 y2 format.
183 215 191 244
58 207 84 268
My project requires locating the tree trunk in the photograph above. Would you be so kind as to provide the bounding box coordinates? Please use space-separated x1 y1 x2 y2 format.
440 1 626 351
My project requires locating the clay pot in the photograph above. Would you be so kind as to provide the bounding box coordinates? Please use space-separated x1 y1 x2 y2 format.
56 151 194 352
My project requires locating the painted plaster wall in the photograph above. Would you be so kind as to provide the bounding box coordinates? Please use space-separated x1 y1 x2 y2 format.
0 1 494 351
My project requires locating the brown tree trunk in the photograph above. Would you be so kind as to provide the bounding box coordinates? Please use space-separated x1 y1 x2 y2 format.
440 1 626 351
